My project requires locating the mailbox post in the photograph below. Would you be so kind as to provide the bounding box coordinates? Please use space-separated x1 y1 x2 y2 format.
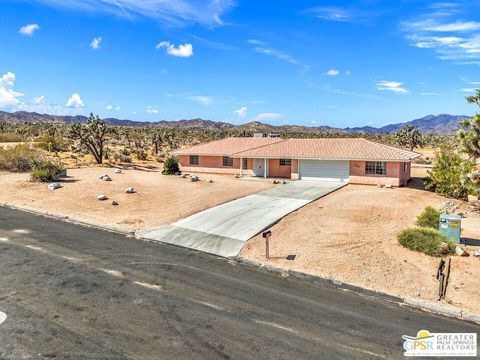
263 231 271 259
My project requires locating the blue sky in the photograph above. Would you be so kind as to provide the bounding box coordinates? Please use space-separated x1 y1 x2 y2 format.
1 0 479 128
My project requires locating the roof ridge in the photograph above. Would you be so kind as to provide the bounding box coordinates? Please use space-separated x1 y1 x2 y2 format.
363 139 422 158
231 137 287 155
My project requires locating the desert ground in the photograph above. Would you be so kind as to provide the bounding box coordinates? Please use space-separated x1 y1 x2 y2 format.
241 165 480 314
0 163 273 231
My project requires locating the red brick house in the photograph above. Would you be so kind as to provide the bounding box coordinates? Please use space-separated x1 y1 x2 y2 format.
172 137 421 186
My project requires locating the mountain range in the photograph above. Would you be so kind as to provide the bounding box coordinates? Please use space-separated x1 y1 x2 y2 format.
0 111 470 134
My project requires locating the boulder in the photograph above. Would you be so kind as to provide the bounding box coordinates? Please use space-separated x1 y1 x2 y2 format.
207 179 214 183
190 175 199 182
103 175 112 181
125 187 135 194
97 194 108 201
47 182 61 191
455 246 469 257
114 168 122 174
111 200 119 206
473 250 480 257
385 184 393 189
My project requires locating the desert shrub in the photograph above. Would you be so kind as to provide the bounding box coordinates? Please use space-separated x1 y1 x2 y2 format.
30 158 65 182
34 135 67 152
0 132 22 142
114 153 132 163
0 144 38 172
162 157 179 175
425 147 475 199
135 149 148 161
398 228 455 257
416 206 441 229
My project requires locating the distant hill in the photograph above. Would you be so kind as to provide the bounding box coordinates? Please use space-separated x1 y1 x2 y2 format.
0 110 470 134
346 114 470 134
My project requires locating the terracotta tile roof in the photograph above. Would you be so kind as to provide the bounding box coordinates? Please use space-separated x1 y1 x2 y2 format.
173 137 421 161
232 138 421 161
171 137 282 156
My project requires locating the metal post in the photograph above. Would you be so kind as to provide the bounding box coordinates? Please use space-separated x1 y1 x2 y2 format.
263 231 271 259
264 158 267 178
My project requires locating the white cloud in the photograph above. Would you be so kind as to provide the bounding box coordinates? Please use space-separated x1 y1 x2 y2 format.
33 95 45 104
310 7 351 22
156 41 193 57
421 92 437 96
90 37 102 50
146 107 159 114
402 5 480 63
253 113 283 121
27 0 234 27
460 88 476 93
0 72 24 107
65 93 84 108
186 95 212 105
248 40 308 71
106 104 113 110
325 69 340 76
19 23 39 36
234 106 247 120
345 70 351 75
375 81 409 94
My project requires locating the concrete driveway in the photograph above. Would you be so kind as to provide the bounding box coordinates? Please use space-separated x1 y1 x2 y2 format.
141 181 346 257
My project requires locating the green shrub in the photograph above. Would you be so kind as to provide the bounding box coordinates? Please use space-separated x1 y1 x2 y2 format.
30 158 65 182
416 206 441 229
425 147 475 199
0 144 38 172
162 157 179 175
398 227 455 257
136 149 148 161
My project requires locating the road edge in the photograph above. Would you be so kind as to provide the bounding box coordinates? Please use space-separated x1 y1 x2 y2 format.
234 256 480 325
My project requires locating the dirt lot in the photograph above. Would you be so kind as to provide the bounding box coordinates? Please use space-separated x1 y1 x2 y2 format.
0 163 273 231
241 166 480 315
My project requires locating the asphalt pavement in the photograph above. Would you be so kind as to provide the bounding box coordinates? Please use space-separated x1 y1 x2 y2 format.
0 207 477 359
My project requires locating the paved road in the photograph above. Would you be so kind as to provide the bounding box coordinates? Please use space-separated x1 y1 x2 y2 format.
142 181 345 257
0 207 477 359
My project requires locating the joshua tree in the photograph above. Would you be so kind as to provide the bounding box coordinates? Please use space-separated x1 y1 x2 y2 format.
395 125 423 151
457 89 480 160
69 113 111 164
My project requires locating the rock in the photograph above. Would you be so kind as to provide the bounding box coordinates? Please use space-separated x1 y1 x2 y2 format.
457 212 467 218
97 194 107 201
385 184 393 189
207 179 214 183
439 242 450 255
125 187 135 194
190 175 199 182
111 200 119 206
114 168 122 174
103 175 112 181
455 246 469 256
473 250 480 257
47 182 61 191
181 174 188 178
377 184 382 188
467 194 478 203
282 180 287 184
99 174 107 179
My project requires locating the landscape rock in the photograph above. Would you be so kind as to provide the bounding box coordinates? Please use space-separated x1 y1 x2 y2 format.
455 246 469 256
282 180 287 184
190 175 199 182
111 200 119 206
47 182 61 191
385 184 393 189
114 168 122 174
97 194 107 201
207 179 214 183
99 175 112 181
125 187 135 194
473 250 480 257
377 184 382 188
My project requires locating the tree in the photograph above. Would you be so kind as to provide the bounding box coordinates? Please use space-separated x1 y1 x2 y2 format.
68 113 111 164
457 89 480 160
425 146 475 199
394 125 423 150
162 157 179 175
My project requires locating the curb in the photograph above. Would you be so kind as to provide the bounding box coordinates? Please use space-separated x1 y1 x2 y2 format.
233 257 480 324
0 203 134 237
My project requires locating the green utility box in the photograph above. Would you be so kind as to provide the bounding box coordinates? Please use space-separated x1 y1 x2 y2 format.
439 214 461 243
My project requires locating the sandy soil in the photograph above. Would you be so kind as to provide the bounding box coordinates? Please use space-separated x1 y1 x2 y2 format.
241 166 480 314
0 163 273 231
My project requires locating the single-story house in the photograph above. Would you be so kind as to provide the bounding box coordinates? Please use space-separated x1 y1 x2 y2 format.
172 137 421 186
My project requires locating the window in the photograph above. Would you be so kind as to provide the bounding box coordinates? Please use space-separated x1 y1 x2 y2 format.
242 158 248 170
279 159 291 166
365 161 387 175
223 156 234 167
189 155 199 165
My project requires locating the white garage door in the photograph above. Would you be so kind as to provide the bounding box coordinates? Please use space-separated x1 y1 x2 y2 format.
299 160 349 182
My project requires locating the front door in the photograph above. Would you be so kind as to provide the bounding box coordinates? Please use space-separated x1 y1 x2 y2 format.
253 158 266 177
